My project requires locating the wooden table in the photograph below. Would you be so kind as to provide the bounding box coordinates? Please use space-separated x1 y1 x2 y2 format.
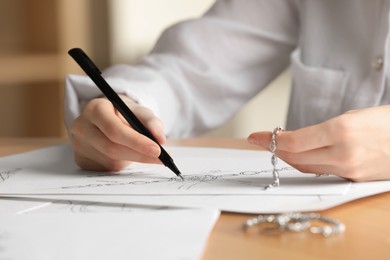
1 138 390 259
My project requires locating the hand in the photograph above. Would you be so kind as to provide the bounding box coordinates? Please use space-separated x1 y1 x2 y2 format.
247 105 390 181
70 95 165 171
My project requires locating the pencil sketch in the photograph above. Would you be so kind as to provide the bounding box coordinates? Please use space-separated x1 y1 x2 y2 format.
0 197 169 215
57 166 332 192
0 154 349 196
0 168 20 183
58 168 281 190
34 200 169 214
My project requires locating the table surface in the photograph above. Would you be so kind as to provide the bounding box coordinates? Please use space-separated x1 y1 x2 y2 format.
1 137 390 259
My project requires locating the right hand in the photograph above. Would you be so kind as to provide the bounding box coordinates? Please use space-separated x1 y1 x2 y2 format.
70 95 166 172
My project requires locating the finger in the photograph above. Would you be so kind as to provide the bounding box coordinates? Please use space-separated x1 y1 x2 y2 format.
114 110 166 147
293 163 363 182
276 147 335 166
87 100 162 158
72 114 134 162
72 135 160 172
248 132 349 177
248 123 332 153
144 117 166 144
295 162 390 182
74 153 129 172
277 125 331 152
72 120 161 163
125 103 166 144
290 163 342 177
247 132 272 150
72 136 130 172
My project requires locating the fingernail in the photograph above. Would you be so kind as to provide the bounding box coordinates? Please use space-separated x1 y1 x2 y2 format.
147 145 160 158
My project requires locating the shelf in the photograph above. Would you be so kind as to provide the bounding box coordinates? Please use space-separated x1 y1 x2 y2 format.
0 54 61 85
0 0 108 137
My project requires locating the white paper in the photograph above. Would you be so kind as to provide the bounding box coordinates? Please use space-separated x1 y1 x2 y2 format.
0 144 350 196
2 144 389 214
0 197 171 215
9 178 390 214
0 209 219 260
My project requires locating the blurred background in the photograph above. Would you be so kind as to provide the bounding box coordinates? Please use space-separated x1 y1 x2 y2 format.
0 0 290 138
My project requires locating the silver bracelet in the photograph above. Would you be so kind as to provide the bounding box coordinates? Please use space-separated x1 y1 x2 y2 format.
243 212 345 237
265 126 285 189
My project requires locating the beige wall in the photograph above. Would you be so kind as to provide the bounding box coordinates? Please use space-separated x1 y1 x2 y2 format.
109 0 291 138
109 0 215 63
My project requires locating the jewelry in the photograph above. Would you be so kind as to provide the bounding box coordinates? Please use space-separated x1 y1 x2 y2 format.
243 212 345 237
245 128 345 237
266 126 284 189
242 213 310 233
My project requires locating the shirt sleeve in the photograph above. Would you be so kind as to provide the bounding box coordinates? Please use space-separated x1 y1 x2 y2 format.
64 0 300 137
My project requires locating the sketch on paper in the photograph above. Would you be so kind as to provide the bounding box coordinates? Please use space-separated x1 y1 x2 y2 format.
59 167 295 190
0 165 350 195
39 200 169 214
0 145 351 196
0 168 20 183
0 197 169 215
44 166 350 196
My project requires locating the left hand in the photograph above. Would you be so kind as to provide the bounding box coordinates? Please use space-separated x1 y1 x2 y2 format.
247 105 390 181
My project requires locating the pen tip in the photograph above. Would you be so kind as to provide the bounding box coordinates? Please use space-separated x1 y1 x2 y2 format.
164 158 183 180
167 161 183 179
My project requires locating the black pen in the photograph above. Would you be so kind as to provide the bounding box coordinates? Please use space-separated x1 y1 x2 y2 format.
68 48 183 180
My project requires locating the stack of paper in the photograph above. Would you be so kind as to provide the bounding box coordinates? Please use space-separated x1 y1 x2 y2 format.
1 144 390 259
2 144 390 213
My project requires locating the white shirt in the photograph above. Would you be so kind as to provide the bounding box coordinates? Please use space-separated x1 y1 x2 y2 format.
65 0 390 138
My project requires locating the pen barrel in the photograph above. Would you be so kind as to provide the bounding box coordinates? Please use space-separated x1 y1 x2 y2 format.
158 149 171 165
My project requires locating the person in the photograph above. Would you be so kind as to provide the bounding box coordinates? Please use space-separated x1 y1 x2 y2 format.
65 0 390 182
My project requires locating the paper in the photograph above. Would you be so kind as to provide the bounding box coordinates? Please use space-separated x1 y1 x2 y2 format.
0 197 170 215
9 178 390 214
0 208 219 260
0 144 350 196
1 144 389 213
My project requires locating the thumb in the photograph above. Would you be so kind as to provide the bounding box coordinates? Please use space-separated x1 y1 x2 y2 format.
247 131 272 150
